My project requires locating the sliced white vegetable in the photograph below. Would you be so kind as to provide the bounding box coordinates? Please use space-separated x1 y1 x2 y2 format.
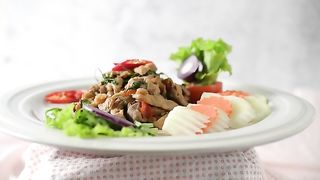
206 109 231 133
194 92 271 130
187 103 231 133
222 96 256 128
162 106 209 135
200 92 267 128
244 95 271 122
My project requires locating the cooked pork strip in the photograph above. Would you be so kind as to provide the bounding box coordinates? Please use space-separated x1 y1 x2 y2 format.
153 114 168 129
75 60 189 125
127 102 143 122
133 88 178 110
134 63 157 75
163 78 188 106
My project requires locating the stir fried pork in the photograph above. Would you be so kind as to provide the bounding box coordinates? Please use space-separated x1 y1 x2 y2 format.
132 88 178 111
75 61 189 128
98 91 133 118
153 114 168 129
127 102 143 122
134 63 157 75
163 78 189 106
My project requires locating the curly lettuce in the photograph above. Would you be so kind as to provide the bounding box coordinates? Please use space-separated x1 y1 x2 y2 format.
45 104 157 138
170 38 232 85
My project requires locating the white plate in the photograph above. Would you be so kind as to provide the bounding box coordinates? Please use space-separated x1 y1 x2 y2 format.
0 78 315 155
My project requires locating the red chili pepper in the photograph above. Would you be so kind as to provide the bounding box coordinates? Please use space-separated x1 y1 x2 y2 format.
112 59 152 71
45 90 83 104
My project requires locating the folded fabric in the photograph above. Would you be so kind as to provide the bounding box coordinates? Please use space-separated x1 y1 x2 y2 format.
18 144 265 180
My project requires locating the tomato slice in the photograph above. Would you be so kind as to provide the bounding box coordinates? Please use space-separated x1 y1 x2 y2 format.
187 82 223 103
45 90 83 104
140 101 154 119
123 90 137 96
112 59 152 71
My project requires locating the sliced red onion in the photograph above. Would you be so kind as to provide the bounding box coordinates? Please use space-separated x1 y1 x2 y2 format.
83 105 135 127
177 56 202 82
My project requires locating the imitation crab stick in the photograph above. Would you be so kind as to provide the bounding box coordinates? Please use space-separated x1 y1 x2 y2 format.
197 95 233 117
222 95 256 128
189 104 217 133
201 93 257 128
163 104 231 136
163 91 270 135
219 91 270 123
219 90 249 98
188 104 230 133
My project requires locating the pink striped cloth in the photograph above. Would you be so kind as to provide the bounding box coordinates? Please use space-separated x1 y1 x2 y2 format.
18 144 266 180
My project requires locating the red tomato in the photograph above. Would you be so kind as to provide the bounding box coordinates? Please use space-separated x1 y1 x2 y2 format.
140 101 154 119
123 90 137 96
187 82 223 103
45 90 83 104
112 59 152 71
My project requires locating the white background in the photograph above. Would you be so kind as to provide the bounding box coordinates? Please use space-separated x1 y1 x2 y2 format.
1 0 320 94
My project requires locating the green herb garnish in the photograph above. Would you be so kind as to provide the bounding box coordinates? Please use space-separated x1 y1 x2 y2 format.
101 73 117 85
128 81 146 90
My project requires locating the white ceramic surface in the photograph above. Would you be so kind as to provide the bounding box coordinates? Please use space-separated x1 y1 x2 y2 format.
0 78 315 155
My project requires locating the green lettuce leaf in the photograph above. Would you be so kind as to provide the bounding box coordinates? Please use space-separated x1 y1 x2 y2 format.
170 38 232 85
45 104 157 138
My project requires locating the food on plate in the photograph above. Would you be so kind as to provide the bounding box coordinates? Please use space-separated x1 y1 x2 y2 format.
201 92 271 128
162 106 210 135
202 93 256 128
44 38 271 138
45 90 83 104
45 59 189 137
188 104 230 133
74 60 189 122
83 105 135 127
170 38 232 103
45 104 157 137
162 91 271 135
186 82 223 103
244 95 271 123
219 90 249 97
197 94 233 116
